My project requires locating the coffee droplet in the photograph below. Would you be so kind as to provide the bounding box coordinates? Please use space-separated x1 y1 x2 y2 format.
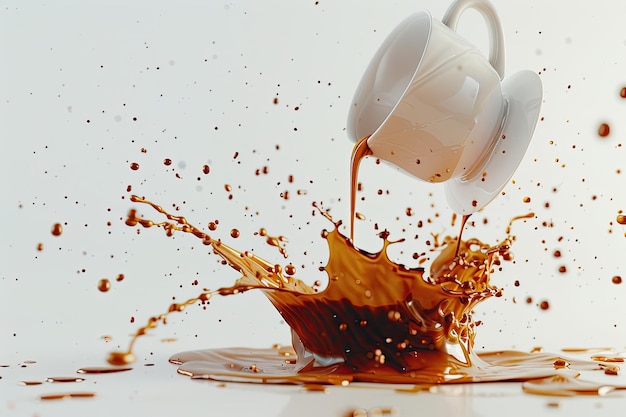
598 123 610 137
620 86 626 98
106 351 135 365
51 223 63 236
98 278 111 292
116 273 125 282
37 243 44 251
540 300 550 310
163 158 172 166
523 196 531 203
130 162 140 170
18 380 43 386
202 164 210 175
46 376 85 383
40 392 96 401
230 229 240 238
612 276 622 285
77 366 133 374
617 214 626 225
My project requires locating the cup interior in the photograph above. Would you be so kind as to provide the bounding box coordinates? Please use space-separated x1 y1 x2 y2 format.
347 12 432 141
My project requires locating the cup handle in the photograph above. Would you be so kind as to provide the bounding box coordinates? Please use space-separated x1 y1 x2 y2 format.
442 0 505 80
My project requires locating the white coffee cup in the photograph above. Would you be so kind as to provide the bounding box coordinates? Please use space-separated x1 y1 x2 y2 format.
347 0 542 214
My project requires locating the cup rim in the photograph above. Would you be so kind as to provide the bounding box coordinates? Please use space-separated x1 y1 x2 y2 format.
347 10 433 142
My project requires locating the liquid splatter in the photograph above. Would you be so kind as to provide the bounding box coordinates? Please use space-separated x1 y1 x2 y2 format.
40 392 96 401
97 279 111 292
51 223 63 236
598 123 610 137
106 196 614 391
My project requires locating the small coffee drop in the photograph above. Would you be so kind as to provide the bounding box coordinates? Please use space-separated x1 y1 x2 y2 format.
285 264 296 275
106 351 136 366
98 278 111 292
51 223 63 236
77 366 133 374
19 380 43 386
45 376 85 383
598 123 610 137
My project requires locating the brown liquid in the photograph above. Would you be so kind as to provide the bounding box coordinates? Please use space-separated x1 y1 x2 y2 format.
349 136 372 242
51 223 63 236
18 381 43 386
40 392 96 401
598 123 610 137
77 366 133 374
522 374 626 396
97 278 111 292
454 214 471 258
46 377 85 383
104 137 620 395
258 228 289 258
107 196 615 390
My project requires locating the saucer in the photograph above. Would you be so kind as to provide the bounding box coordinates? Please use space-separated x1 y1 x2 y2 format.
444 70 543 214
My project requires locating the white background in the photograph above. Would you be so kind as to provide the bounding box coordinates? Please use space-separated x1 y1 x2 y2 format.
2 0 626 416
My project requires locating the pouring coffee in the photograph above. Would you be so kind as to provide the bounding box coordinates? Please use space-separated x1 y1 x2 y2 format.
347 0 542 219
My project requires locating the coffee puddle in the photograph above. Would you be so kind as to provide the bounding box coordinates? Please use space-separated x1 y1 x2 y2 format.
40 392 97 401
77 367 133 374
105 195 624 395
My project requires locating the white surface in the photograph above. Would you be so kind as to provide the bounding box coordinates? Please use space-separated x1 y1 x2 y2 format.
2 0 626 416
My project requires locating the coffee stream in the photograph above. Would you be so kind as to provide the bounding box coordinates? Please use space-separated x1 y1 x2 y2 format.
349 136 373 242
106 138 623 393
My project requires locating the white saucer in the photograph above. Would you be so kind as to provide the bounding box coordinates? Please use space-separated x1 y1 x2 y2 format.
444 70 543 214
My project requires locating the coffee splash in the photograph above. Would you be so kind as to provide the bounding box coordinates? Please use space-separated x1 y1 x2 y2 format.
105 193 609 386
105 140 622 391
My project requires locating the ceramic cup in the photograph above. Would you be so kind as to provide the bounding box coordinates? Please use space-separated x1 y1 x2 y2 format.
347 0 542 214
